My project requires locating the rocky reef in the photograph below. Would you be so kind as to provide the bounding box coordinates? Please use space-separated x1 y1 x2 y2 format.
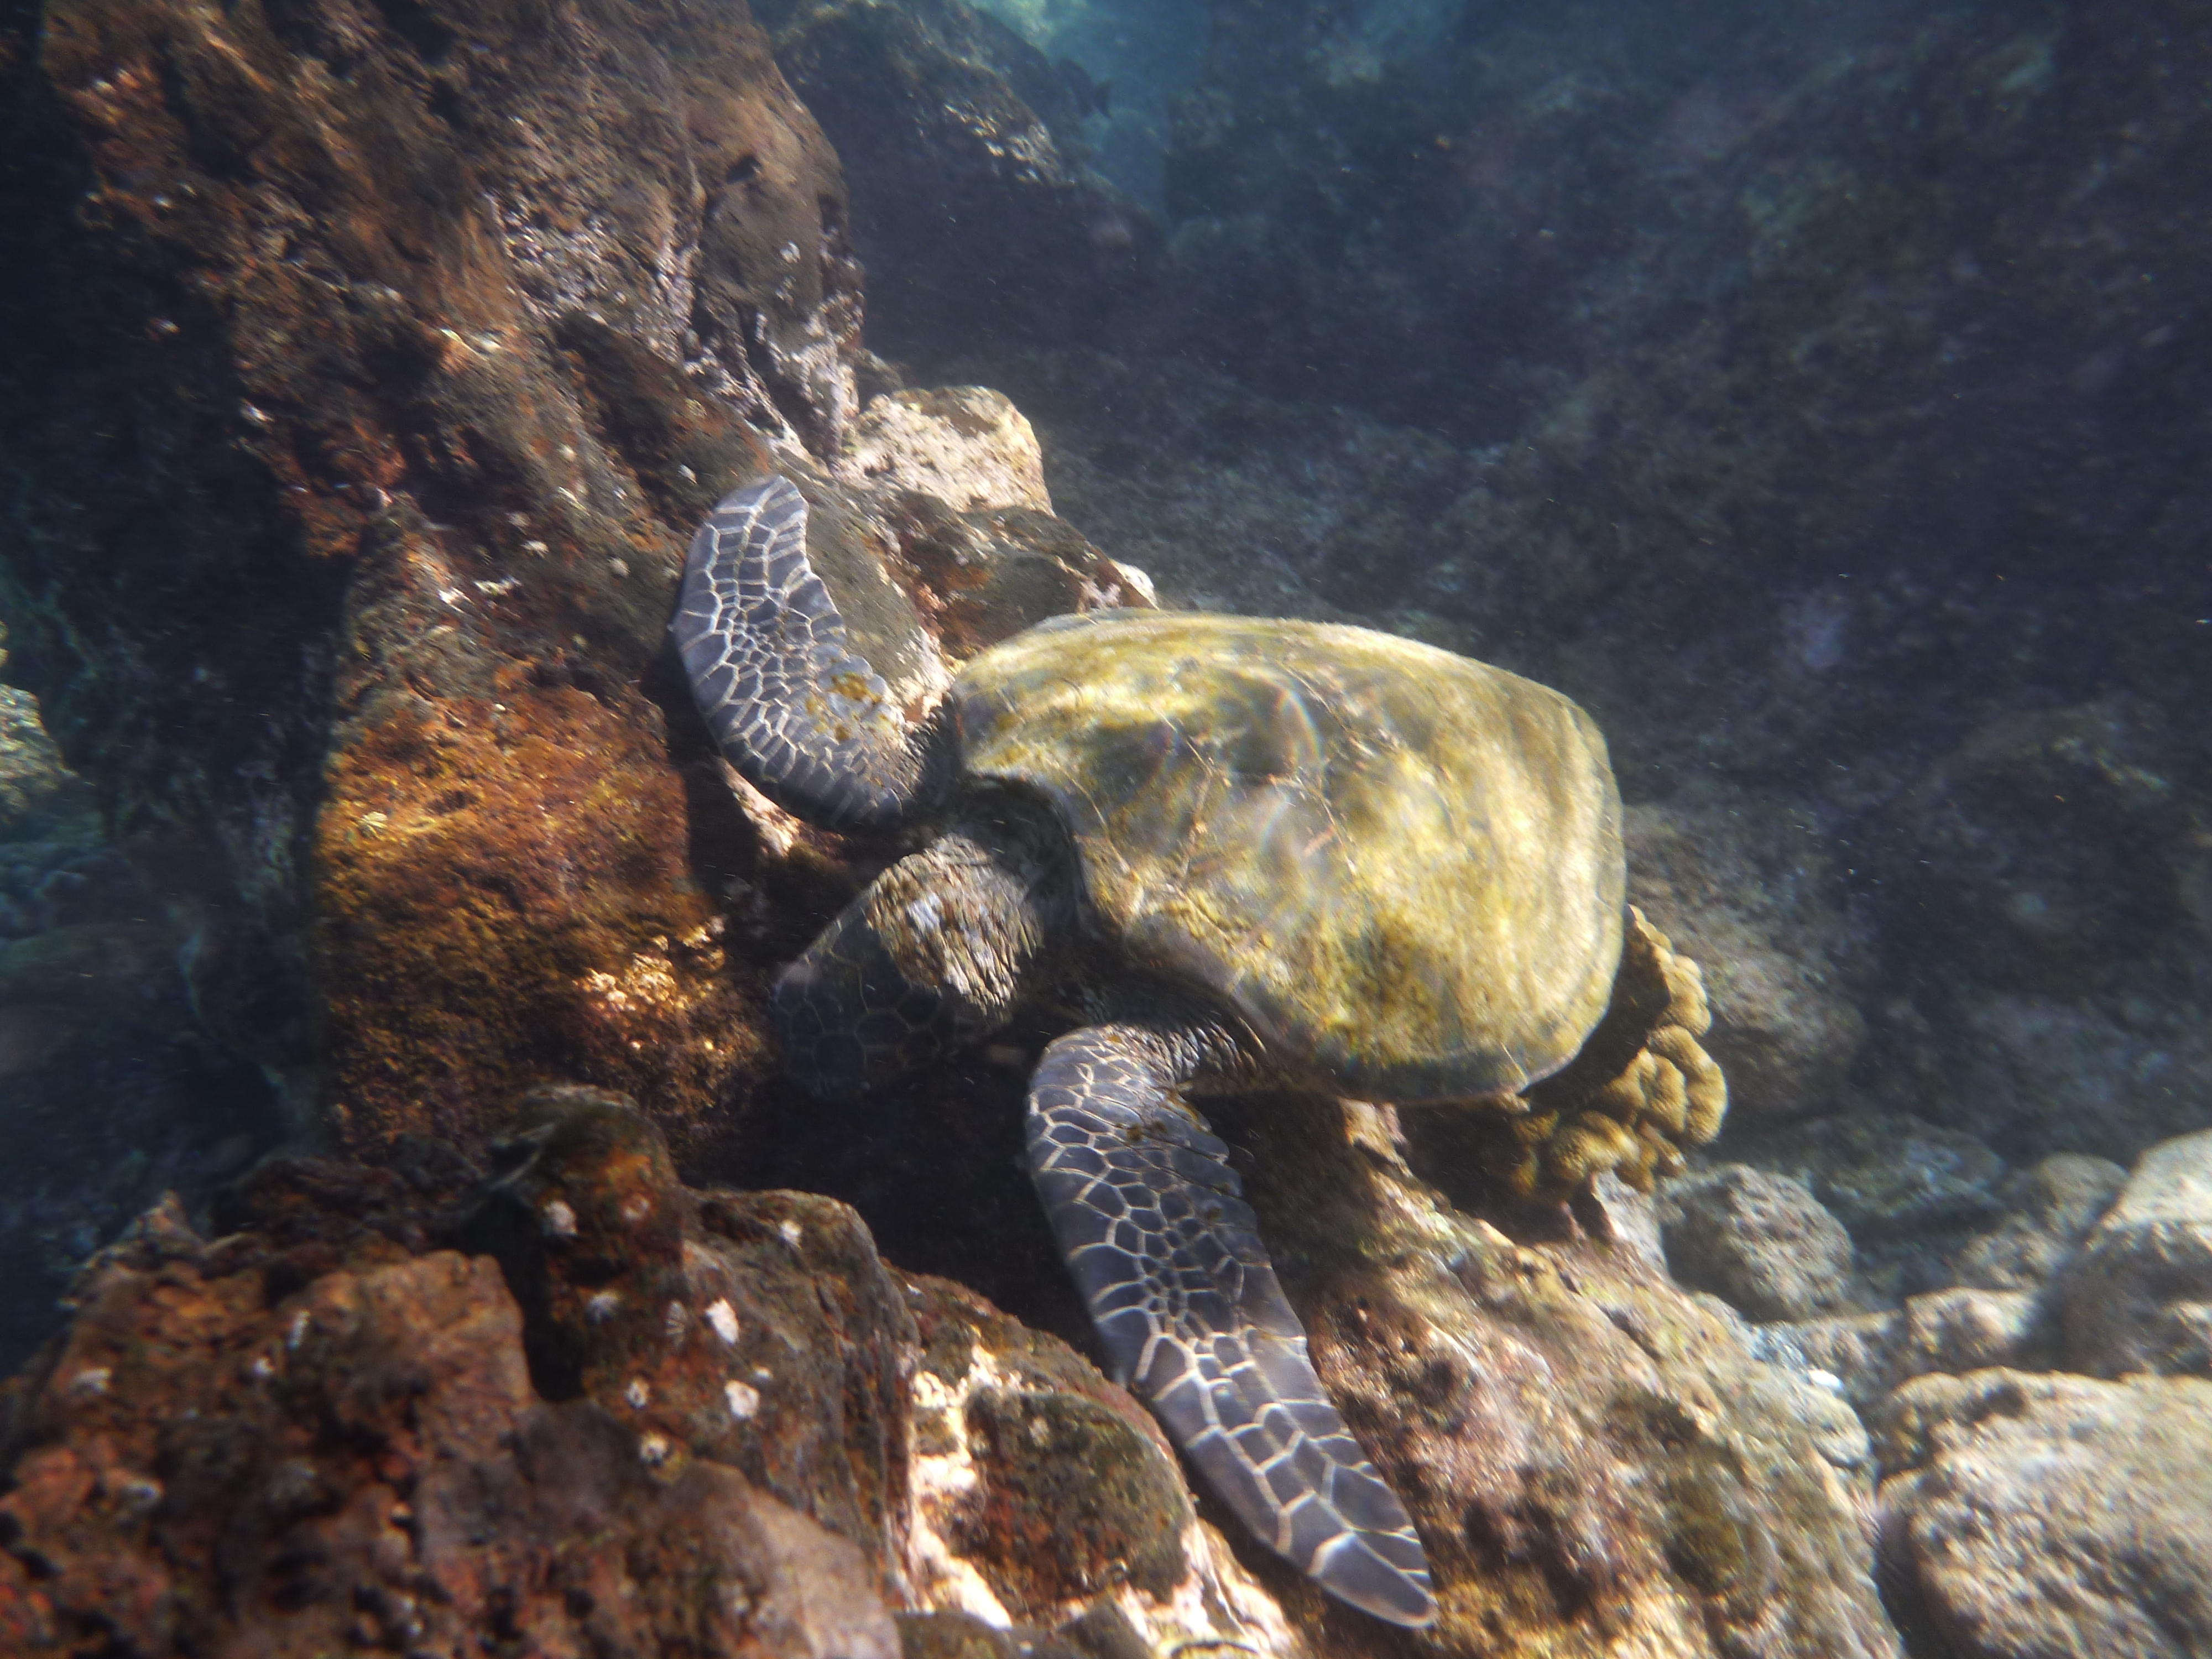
0 0 1139 1167
4 0 2212 1650
0 1090 1898 1655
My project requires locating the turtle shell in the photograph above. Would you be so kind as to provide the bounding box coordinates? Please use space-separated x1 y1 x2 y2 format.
953 610 1625 1101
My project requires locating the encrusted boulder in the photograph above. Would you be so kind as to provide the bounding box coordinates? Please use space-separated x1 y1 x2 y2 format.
0 1190 901 1657
2058 1128 2212 1378
1236 1094 1898 1652
0 1086 1905 1655
1875 1369 2212 1659
0 0 1140 1161
0 1095 1293 1653
0 0 861 1145
1659 1164 1858 1323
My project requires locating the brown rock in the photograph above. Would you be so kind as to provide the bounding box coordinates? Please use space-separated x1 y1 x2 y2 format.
2058 1128 2212 1378
0 0 1142 1159
2 0 857 1144
0 1190 899 1656
1244 1094 1899 1653
0 1094 1306 1651
1659 1164 1858 1322
0 1083 1914 1655
318 679 760 1151
1875 1369 2212 1659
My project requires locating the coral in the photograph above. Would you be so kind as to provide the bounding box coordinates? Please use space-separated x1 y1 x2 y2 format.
1480 906 1729 1197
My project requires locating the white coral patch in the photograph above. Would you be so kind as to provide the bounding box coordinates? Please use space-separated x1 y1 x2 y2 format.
724 1379 761 1420
900 1340 1300 1648
706 1298 740 1344
66 1366 112 1399
904 1345 1015 1629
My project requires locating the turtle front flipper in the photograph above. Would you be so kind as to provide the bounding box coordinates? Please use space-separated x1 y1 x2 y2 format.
1025 1023 1437 1628
673 474 948 833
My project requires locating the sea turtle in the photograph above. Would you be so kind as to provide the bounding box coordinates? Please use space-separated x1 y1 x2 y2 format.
671 474 1724 1627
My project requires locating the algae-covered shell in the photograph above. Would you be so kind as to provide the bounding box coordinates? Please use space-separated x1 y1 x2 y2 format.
953 610 1625 1100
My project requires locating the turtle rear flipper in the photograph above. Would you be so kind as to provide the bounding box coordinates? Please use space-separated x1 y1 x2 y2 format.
1025 1024 1437 1629
674 475 948 833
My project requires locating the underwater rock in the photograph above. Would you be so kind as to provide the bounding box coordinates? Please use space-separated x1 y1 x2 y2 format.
760 0 1162 363
831 389 1157 660
1773 1290 2049 1415
0 1088 1905 1653
845 387 1056 514
1625 795 1870 1127
0 0 857 1143
0 1094 1297 1652
2058 1128 2212 1379
1659 1165 1857 1323
1875 1369 2212 1659
0 1158 900 1656
1725 1113 2010 1246
1888 700 2192 999
0 732 281 1372
1950 1152 2127 1294
1220 1094 1898 1652
1930 988 2212 1171
1134 0 2212 786
0 688 93 844
0 0 1138 1157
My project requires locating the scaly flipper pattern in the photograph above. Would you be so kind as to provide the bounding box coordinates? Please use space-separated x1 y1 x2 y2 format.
1025 1023 1437 1627
672 474 946 833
